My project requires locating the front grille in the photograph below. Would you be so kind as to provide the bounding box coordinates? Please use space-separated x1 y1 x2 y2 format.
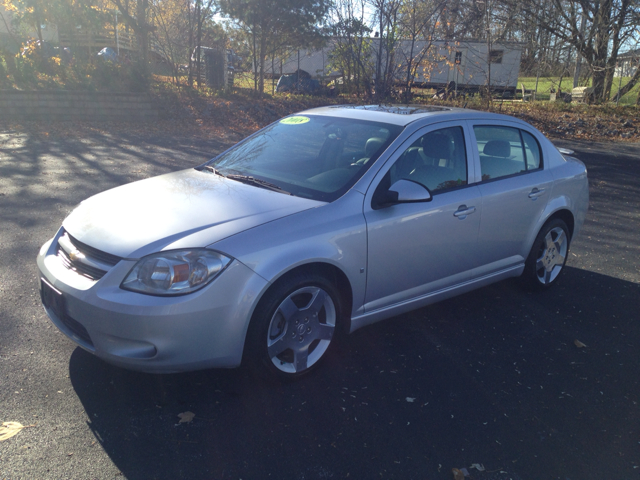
56 229 122 281
67 233 122 266
59 313 93 347
57 247 109 280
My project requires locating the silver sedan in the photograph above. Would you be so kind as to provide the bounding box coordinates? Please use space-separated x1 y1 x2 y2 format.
37 105 589 378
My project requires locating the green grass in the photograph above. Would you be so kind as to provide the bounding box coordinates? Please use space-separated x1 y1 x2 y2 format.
231 70 640 105
211 69 640 106
518 76 640 105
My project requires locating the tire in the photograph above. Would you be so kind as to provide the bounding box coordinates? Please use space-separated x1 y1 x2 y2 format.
246 272 343 379
522 218 570 290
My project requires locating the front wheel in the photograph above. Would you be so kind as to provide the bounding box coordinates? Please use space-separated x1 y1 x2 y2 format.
246 273 342 379
522 218 570 290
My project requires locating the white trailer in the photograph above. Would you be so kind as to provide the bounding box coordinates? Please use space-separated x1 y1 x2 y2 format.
393 40 522 95
265 39 523 95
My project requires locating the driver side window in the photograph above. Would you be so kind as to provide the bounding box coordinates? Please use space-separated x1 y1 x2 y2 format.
390 126 468 193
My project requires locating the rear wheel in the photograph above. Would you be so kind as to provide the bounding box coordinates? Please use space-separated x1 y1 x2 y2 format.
247 272 342 379
523 218 570 290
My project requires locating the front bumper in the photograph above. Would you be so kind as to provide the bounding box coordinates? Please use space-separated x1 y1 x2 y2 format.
36 232 268 373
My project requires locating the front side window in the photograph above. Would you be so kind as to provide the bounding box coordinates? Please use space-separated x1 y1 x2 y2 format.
389 126 468 193
474 126 542 181
206 115 403 202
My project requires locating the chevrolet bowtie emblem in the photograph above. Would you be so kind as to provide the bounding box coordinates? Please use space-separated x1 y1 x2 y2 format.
68 249 85 263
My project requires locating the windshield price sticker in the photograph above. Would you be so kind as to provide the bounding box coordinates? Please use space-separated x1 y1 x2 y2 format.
280 116 310 125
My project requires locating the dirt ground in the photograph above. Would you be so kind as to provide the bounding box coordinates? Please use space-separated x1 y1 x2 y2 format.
4 88 637 146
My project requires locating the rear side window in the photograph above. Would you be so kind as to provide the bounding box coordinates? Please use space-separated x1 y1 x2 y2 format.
474 126 543 181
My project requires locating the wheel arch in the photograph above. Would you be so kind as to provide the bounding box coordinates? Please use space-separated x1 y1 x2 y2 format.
241 261 354 364
530 194 578 251
266 262 354 329
546 208 575 240
525 207 574 261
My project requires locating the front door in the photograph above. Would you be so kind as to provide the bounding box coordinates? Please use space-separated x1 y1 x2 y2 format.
363 123 482 313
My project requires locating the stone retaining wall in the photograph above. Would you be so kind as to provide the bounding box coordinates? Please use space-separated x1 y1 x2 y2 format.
0 91 158 121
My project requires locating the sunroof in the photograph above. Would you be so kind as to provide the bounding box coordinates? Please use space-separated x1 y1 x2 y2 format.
331 105 450 115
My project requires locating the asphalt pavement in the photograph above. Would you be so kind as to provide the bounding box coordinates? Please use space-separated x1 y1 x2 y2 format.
0 127 638 480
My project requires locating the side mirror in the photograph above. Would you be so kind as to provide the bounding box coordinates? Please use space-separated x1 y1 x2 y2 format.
387 179 432 203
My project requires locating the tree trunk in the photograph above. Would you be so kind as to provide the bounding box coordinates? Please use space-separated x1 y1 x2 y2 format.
136 0 149 74
375 16 383 100
111 0 150 83
187 0 194 87
603 0 631 101
252 29 258 91
404 38 416 103
590 0 612 102
195 0 201 87
258 31 267 94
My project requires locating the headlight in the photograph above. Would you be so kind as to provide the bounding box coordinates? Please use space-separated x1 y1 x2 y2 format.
121 249 232 296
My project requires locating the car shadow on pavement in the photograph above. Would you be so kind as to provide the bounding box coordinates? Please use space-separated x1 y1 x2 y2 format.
69 266 640 480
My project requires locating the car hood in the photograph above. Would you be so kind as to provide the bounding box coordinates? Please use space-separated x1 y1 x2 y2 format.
63 169 323 258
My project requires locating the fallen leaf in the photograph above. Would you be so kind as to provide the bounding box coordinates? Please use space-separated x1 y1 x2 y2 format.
452 468 465 480
574 339 587 348
1 422 27 441
470 463 485 471
177 411 195 424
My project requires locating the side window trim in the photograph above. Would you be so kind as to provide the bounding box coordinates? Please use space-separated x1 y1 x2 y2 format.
521 129 544 171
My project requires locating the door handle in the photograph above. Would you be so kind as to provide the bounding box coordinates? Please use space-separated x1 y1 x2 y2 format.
528 188 545 199
454 205 476 219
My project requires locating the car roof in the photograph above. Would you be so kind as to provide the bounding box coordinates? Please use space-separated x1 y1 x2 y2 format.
298 104 530 127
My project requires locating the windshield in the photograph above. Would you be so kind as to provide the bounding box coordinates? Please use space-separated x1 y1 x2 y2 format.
204 114 403 202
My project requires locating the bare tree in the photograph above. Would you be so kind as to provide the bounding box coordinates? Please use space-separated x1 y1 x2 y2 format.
328 0 373 96
149 0 189 83
526 0 639 103
369 0 402 100
396 0 446 101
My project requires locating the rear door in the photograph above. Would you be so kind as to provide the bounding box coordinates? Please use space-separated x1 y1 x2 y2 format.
469 122 554 276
